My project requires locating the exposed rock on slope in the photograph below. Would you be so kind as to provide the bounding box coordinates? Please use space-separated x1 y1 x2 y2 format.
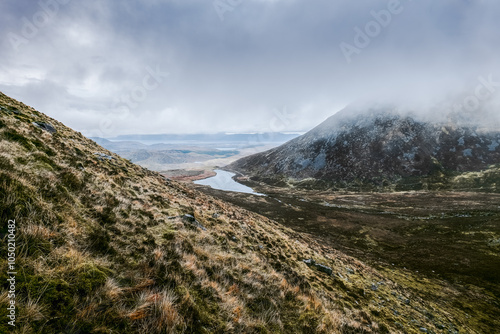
230 106 500 191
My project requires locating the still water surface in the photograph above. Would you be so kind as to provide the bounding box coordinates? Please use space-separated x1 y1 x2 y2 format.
194 169 265 196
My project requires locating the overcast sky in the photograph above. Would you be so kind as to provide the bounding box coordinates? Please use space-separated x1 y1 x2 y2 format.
1 0 499 136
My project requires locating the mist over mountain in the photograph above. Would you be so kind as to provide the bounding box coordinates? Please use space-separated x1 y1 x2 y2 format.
230 104 500 191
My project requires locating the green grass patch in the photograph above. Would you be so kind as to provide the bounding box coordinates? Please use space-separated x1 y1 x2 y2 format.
2 130 34 151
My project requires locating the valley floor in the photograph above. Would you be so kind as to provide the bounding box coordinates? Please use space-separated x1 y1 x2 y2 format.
193 178 500 333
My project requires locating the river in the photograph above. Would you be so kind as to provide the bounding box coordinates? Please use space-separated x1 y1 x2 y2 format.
194 169 265 196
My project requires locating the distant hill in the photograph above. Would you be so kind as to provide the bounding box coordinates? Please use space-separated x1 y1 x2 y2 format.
107 132 302 145
230 106 500 191
91 133 301 171
91 137 240 168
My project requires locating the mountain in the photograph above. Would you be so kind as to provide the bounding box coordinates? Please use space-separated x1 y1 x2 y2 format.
229 105 500 191
0 92 496 333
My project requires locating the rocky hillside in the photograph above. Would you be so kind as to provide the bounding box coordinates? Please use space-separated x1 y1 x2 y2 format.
229 106 500 191
0 92 495 333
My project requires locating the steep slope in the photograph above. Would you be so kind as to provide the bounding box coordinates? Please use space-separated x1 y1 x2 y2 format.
0 92 495 333
230 106 500 191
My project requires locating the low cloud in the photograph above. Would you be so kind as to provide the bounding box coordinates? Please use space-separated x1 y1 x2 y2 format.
1 0 499 135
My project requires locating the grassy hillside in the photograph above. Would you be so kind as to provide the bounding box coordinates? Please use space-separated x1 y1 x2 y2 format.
0 92 495 333
233 164 500 193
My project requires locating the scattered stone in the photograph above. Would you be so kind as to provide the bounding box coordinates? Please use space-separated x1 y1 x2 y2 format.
258 245 264 249
404 298 410 305
419 327 428 333
371 283 379 291
435 324 445 329
33 121 56 133
182 214 196 221
346 268 354 275
488 238 500 247
212 213 220 218
316 264 333 275
303 259 333 275
303 259 315 266
1 106 20 114
182 214 206 231
94 152 114 160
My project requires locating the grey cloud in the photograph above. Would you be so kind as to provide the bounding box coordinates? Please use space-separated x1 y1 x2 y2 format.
0 0 499 135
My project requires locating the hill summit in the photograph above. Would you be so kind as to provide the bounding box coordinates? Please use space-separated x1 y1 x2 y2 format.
230 105 500 191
